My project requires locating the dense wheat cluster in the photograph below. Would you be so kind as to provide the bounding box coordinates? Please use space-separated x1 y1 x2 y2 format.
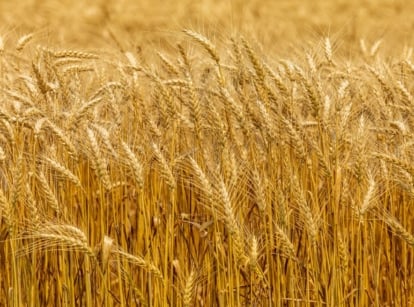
1 0 414 306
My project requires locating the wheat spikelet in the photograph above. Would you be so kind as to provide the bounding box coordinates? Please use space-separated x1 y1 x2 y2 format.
24 183 41 229
124 51 138 68
217 179 248 265
280 115 308 163
359 39 368 57
183 29 220 65
157 52 180 75
36 171 60 216
219 87 247 134
22 107 42 120
0 145 5 161
337 80 349 99
148 73 177 118
263 62 289 97
89 81 124 100
86 127 112 191
20 223 95 258
43 156 82 188
305 52 317 74
69 97 104 127
32 62 49 95
16 33 34 52
370 39 382 57
230 37 246 85
4 88 34 107
49 49 98 59
368 66 394 99
177 43 191 73
251 169 267 213
324 37 333 64
113 248 163 279
183 269 197 307
255 98 275 140
10 157 25 211
33 117 48 138
0 119 15 146
177 45 203 138
91 124 118 158
45 119 78 160
248 235 259 270
309 139 331 177
380 211 414 246
322 94 332 126
373 152 414 176
162 79 189 87
188 157 214 203
121 141 144 190
273 222 296 259
295 66 321 118
403 59 414 75
62 64 94 75
189 79 203 137
337 232 349 273
241 37 265 82
0 188 14 236
389 120 409 136
52 57 83 67
151 142 176 191
292 175 318 245
395 80 412 105
355 174 376 222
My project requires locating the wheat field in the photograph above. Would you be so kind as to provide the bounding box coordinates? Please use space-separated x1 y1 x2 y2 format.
0 0 414 306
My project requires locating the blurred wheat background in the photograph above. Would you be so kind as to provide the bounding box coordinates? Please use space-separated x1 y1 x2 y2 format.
1 0 414 306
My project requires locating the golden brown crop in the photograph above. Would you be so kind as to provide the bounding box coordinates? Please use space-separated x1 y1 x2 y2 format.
0 1 414 306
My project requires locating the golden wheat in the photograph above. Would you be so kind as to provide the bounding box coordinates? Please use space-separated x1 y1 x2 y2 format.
1 3 414 305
